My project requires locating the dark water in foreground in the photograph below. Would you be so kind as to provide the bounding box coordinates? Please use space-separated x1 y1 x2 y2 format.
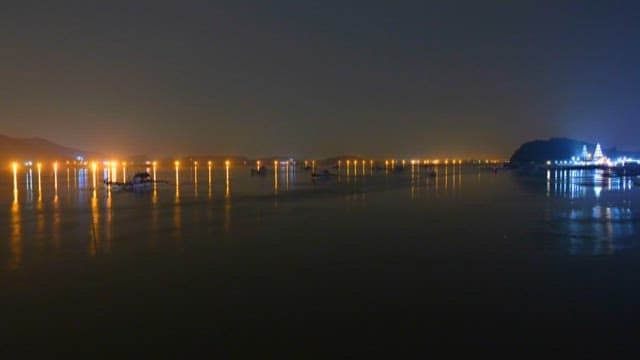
2 165 640 354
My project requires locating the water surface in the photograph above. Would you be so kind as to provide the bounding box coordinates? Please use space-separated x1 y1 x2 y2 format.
2 164 640 354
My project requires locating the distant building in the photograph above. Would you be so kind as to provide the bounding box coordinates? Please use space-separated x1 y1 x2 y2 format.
593 143 604 161
580 145 589 161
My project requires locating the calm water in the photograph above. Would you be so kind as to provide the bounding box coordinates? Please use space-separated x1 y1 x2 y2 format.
2 164 640 354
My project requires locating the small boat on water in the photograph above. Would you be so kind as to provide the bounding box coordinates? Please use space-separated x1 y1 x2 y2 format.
105 172 156 191
251 166 267 176
311 169 336 179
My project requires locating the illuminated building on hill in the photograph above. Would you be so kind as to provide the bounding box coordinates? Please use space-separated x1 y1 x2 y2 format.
580 145 589 161
593 143 604 161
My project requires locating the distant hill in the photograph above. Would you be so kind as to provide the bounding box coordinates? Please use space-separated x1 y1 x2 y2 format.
0 134 101 162
510 137 640 164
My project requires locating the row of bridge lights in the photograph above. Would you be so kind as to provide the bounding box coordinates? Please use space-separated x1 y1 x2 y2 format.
7 157 486 197
9 160 235 170
10 158 479 172
9 160 234 193
333 159 465 167
309 159 502 166
10 159 234 181
8 158 468 182
9 157 490 186
9 160 235 187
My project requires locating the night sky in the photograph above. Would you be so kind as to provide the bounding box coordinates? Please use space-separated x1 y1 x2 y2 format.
2 1 639 158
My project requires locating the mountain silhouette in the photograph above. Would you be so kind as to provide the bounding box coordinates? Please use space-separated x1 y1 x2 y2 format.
0 134 101 162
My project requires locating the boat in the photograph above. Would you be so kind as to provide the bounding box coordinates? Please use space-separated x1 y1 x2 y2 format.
250 166 267 176
105 172 155 191
311 169 336 179
129 172 154 190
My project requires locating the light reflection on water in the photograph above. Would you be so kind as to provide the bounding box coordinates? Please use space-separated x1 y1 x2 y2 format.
9 197 21 271
90 190 99 257
564 206 635 256
547 169 634 199
2 164 640 271
544 169 637 255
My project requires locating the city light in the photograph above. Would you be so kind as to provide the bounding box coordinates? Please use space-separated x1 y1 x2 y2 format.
53 162 58 191
175 161 180 191
152 161 157 181
92 162 97 188
551 143 640 168
12 162 18 192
